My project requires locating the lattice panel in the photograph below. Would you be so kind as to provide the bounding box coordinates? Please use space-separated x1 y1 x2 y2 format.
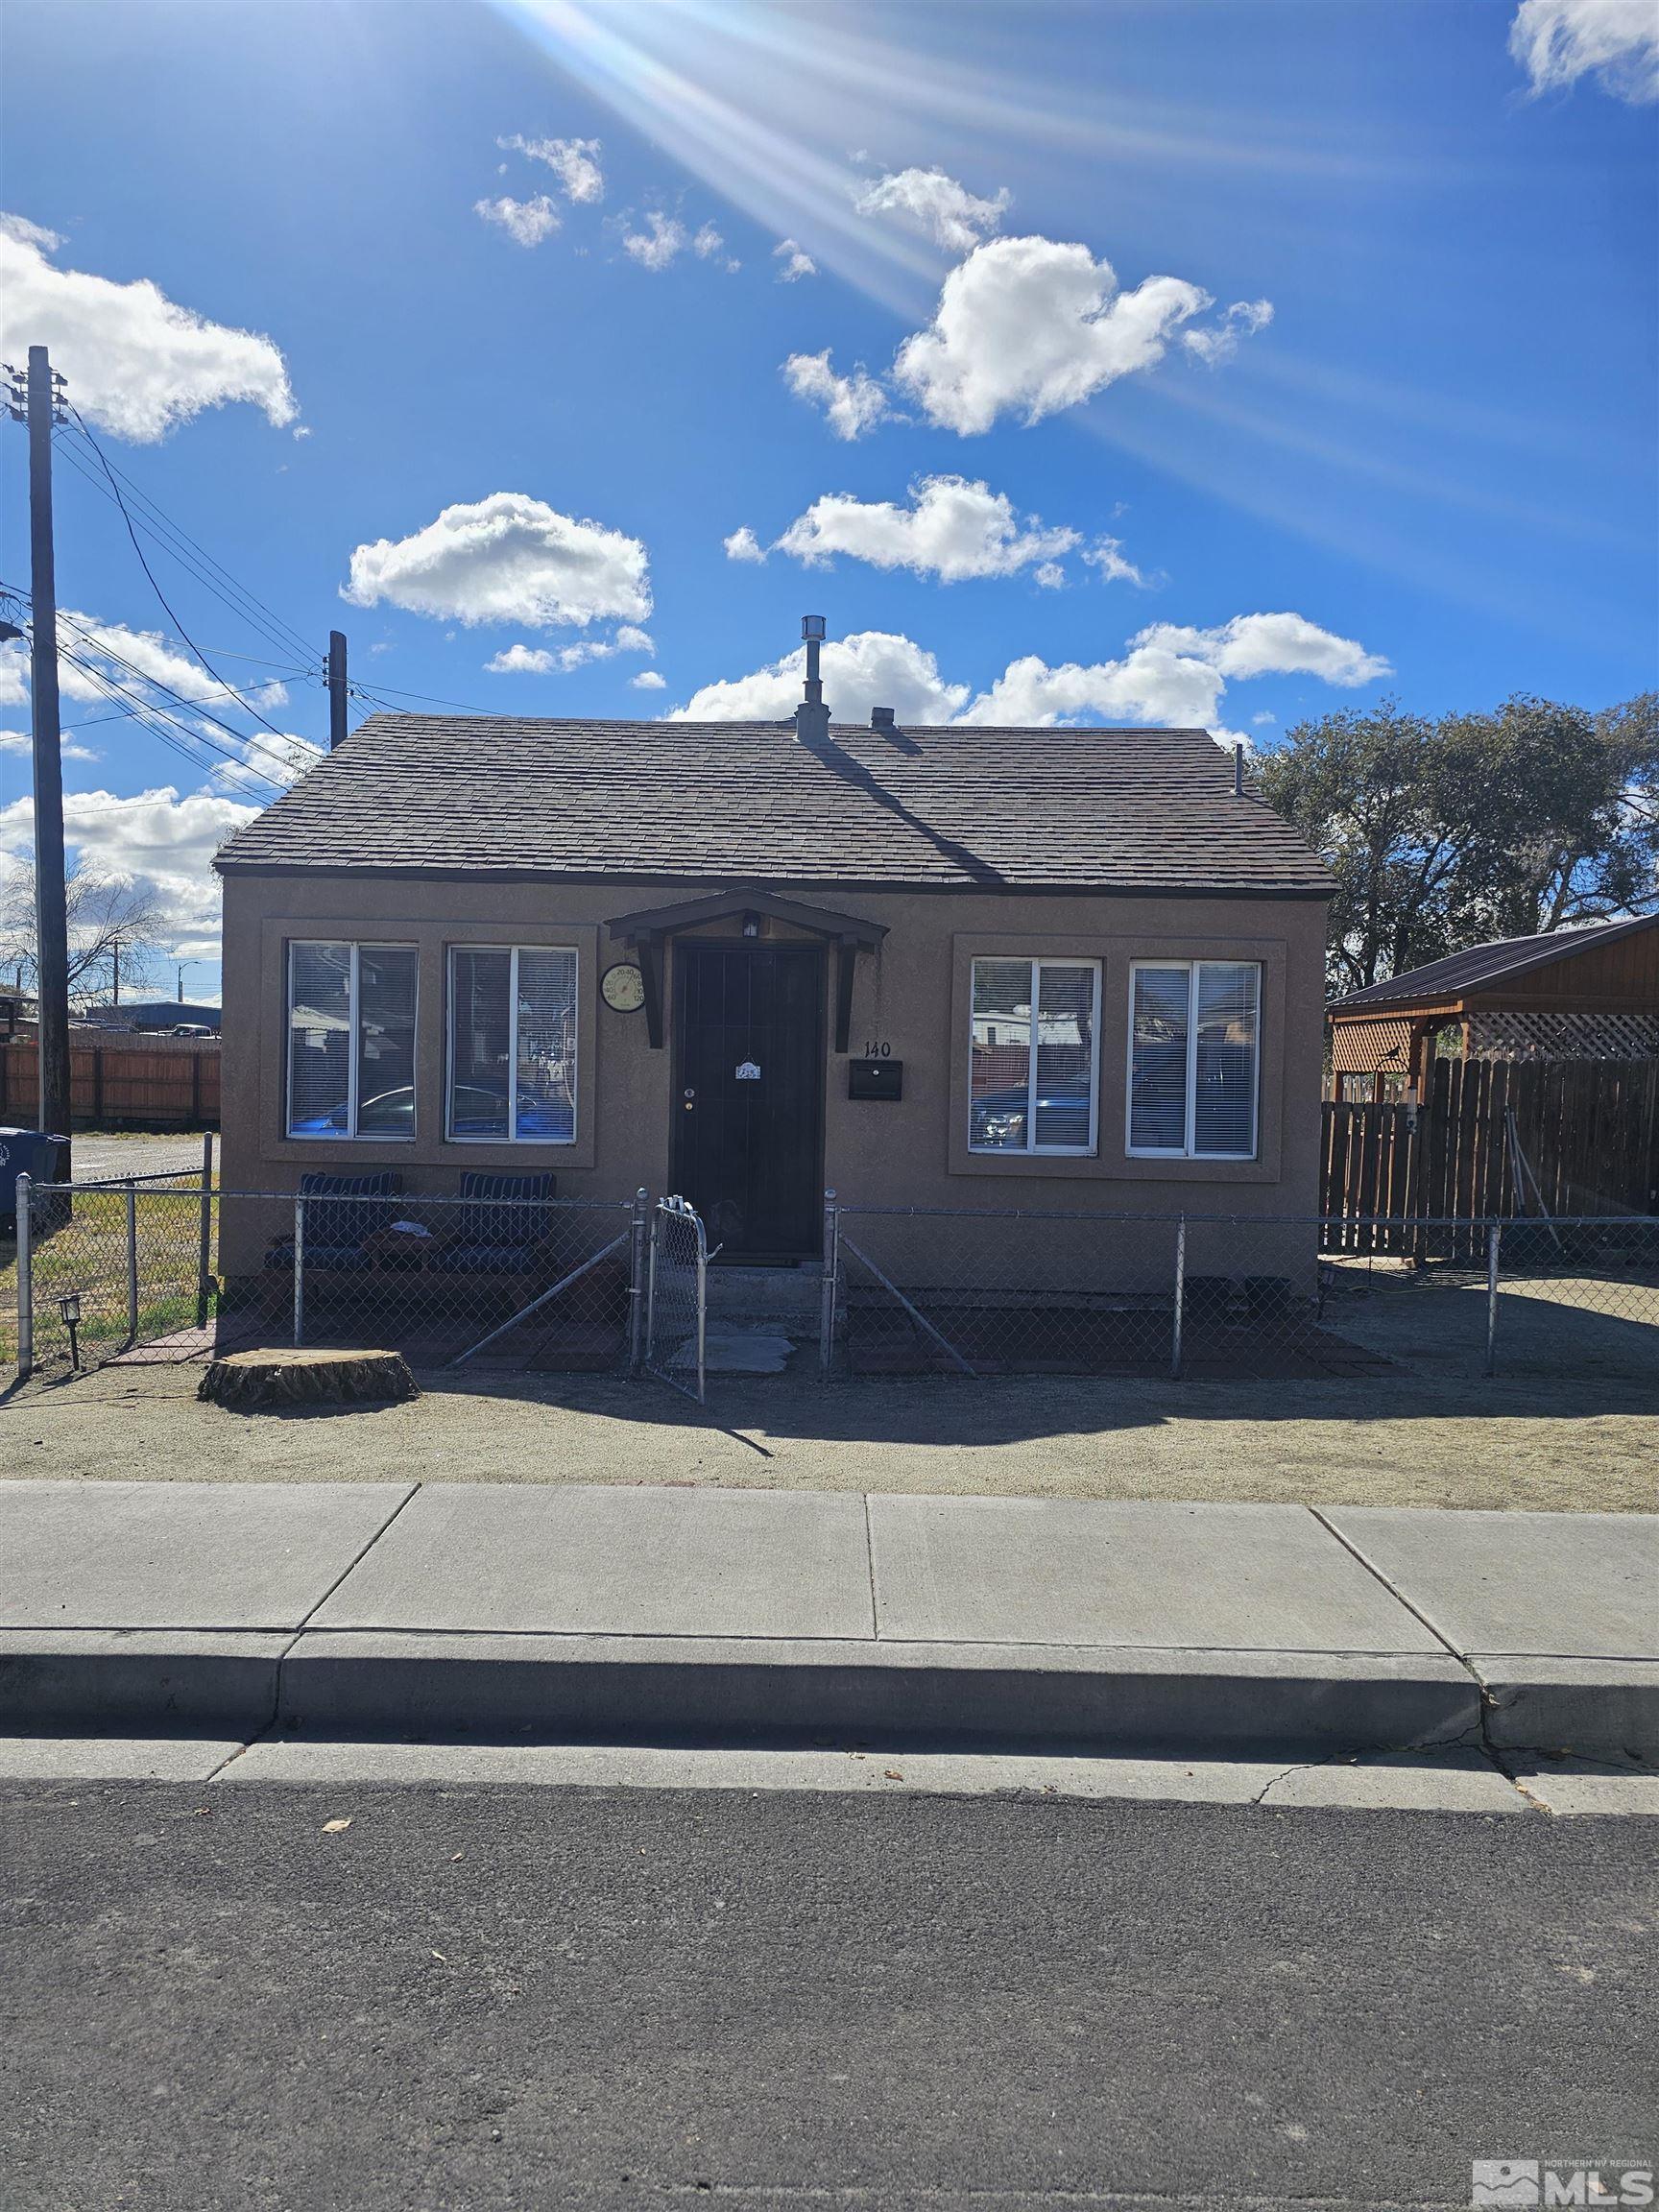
1328 1015 1415 1074
1467 1012 1659 1062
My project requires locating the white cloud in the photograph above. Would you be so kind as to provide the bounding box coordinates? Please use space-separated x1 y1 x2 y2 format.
0 727 98 763
781 349 893 441
1252 711 1277 727
0 641 29 708
1183 298 1274 366
1034 563 1067 590
693 222 740 271
671 630 971 723
771 474 1083 583
486 625 654 675
486 642 560 675
1129 612 1389 686
345 493 651 631
474 194 561 247
854 168 1010 254
622 211 687 271
1081 541 1146 586
0 212 61 251
631 669 667 690
671 611 1386 732
893 235 1212 435
723 526 767 564
55 611 289 711
774 238 817 282
1509 0 1659 98
213 731 324 797
0 783 260 956
498 134 605 202
0 218 297 443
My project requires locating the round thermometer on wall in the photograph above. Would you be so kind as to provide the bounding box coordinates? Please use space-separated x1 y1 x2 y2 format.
601 962 646 1012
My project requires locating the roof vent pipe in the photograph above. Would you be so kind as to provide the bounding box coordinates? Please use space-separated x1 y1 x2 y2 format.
1233 741 1245 798
795 614 830 744
871 706 896 730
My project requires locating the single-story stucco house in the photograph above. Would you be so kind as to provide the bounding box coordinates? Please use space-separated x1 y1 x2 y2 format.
213 623 1332 1280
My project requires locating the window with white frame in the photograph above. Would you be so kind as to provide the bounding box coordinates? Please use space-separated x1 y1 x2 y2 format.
969 957 1100 1154
1128 960 1261 1160
447 945 578 1143
286 942 419 1140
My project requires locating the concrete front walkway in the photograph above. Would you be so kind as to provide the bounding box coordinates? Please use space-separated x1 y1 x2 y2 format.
2 1483 1655 1766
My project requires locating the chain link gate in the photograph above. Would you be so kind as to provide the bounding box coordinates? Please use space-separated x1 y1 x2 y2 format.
644 1194 710 1403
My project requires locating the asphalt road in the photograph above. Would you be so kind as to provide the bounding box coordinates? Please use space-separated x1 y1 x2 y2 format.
2 1781 1654 2211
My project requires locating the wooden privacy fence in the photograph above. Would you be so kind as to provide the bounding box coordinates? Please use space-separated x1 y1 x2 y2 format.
0 1033 220 1130
1322 1055 1659 1250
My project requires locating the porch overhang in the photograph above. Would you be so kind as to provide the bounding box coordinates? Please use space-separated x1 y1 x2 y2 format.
607 888 887 1051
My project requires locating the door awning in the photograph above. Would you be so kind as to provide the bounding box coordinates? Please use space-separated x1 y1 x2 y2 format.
606 888 887 1050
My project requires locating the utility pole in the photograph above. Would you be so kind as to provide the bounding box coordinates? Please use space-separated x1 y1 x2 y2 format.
6 348 71 1137
326 629 349 751
177 962 185 1004
111 936 121 1008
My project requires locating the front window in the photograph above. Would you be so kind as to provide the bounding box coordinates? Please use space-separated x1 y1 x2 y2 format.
969 957 1100 1154
1128 960 1261 1160
447 945 577 1142
286 942 418 1140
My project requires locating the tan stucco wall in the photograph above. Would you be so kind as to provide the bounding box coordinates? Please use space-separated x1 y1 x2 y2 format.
218 872 1329 1264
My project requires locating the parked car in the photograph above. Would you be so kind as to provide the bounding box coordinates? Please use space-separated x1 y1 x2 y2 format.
289 1079 573 1141
970 1075 1092 1148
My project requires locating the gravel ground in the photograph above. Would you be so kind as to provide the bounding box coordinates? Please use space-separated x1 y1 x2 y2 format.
4 1357 1655 1511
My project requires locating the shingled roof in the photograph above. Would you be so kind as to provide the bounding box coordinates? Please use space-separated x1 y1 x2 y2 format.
215 713 1332 897
1329 914 1659 1013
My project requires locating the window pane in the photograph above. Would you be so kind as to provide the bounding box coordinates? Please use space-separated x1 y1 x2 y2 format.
970 958 1031 1149
355 948 418 1138
449 950 511 1139
287 943 350 1136
1193 962 1259 1157
516 949 578 1142
1034 964 1094 1148
1130 968 1190 1151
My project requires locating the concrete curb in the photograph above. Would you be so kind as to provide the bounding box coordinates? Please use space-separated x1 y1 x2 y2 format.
0 1630 286 1735
1480 1657 1659 1761
4 1631 1657 1758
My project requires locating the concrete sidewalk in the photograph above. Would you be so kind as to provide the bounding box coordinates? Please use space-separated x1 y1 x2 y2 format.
1 1481 1655 1762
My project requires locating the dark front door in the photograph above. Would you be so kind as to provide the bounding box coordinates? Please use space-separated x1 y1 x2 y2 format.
672 942 826 1261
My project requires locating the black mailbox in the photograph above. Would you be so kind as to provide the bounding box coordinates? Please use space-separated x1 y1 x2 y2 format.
849 1057 902 1101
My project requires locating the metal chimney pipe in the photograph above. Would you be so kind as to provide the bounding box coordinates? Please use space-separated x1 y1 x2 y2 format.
1233 742 1245 798
795 615 830 743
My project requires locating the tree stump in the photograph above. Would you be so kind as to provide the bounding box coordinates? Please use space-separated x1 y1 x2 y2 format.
198 1347 418 1410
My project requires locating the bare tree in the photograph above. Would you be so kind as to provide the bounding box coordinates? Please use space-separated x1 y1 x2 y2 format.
0 862 172 1006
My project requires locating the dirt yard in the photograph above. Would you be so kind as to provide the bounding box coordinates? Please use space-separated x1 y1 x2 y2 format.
4 1355 1654 1513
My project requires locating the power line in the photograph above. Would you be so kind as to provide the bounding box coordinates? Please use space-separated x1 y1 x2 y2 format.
56 646 288 795
4 576 315 784
348 678 494 714
52 607 311 782
55 419 317 664
49 431 314 668
64 409 296 740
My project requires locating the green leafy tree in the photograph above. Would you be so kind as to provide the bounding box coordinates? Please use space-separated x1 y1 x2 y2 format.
1256 692 1658 995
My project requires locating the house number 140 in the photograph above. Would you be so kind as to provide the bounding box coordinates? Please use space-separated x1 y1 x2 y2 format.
862 1041 893 1057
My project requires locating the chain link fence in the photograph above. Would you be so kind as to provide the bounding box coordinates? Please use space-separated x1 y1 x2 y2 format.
644 1195 710 1404
11 1178 641 1380
10 1177 1655 1391
826 1202 1659 1384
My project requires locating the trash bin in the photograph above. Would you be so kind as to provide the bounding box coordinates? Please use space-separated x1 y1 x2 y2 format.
0 1128 72 1237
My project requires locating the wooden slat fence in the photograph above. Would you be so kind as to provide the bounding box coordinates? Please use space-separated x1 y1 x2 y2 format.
0 1034 220 1129
1322 1055 1659 1252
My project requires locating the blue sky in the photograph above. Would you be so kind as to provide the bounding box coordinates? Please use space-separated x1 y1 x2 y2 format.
1 0 1655 999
